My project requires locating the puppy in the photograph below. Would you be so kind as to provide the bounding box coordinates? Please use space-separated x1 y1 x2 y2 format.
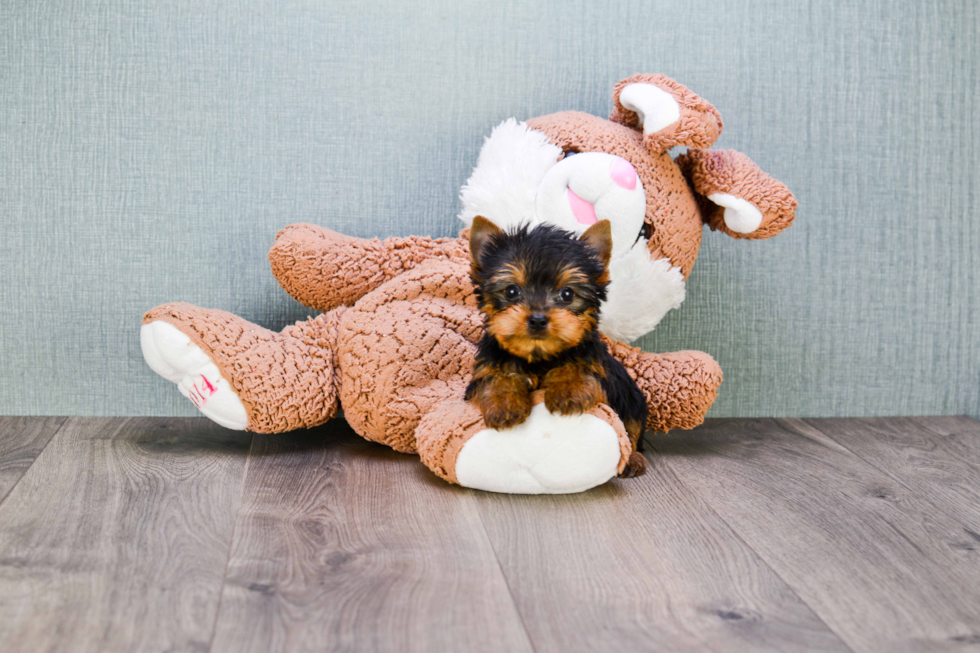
464 216 648 477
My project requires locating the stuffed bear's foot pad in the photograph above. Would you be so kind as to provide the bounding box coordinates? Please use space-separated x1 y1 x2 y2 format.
707 193 764 234
455 403 623 494
140 321 248 430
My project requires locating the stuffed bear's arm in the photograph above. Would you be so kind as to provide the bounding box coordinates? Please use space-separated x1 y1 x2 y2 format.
676 149 797 240
269 223 469 311
604 337 723 432
609 74 723 152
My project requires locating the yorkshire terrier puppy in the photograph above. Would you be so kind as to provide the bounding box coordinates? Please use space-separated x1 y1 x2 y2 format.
464 216 649 477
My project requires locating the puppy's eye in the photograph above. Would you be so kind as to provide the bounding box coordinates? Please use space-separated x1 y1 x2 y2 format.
504 285 522 301
559 287 575 303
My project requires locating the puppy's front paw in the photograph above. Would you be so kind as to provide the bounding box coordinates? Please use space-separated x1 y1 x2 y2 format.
543 369 604 416
480 394 533 430
618 452 648 478
544 389 599 416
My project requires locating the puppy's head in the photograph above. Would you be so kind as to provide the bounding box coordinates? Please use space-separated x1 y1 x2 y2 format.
469 216 612 362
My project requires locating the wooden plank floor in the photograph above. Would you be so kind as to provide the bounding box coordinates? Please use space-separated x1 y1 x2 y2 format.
1 416 979 652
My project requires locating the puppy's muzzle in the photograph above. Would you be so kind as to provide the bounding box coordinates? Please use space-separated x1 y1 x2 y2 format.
527 313 549 333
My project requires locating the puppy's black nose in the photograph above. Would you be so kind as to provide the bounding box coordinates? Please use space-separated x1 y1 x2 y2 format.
527 313 549 332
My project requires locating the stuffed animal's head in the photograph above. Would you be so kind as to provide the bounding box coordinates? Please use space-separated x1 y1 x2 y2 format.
458 74 796 343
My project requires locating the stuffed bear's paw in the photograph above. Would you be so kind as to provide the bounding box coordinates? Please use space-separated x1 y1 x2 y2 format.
676 148 796 240
140 320 248 430
706 193 764 234
457 403 626 494
416 396 632 495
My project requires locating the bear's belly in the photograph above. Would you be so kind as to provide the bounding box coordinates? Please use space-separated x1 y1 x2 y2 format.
335 258 483 452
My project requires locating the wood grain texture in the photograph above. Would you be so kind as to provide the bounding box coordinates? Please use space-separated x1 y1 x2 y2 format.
472 456 851 653
648 418 980 653
0 417 250 653
0 416 65 505
209 419 534 653
5 415 980 652
802 416 980 530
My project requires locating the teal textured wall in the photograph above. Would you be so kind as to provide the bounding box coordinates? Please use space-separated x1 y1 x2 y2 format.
1 0 977 418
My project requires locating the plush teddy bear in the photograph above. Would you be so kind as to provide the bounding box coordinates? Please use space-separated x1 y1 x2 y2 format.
141 74 796 494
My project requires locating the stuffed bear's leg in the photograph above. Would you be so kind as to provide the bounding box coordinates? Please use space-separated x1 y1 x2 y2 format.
335 298 481 454
141 302 345 433
415 391 632 494
269 223 469 312
604 339 723 432
327 257 482 453
676 149 797 240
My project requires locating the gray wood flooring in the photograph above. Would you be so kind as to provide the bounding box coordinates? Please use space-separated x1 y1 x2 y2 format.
0 415 978 652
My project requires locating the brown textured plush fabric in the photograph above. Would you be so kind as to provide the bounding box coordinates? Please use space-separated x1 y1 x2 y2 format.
603 339 723 432
144 247 724 444
336 257 480 453
415 396 487 485
143 302 347 433
610 73 724 152
142 74 797 489
676 149 799 239
270 223 468 313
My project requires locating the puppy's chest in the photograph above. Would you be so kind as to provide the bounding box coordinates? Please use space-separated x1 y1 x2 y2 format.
507 351 605 384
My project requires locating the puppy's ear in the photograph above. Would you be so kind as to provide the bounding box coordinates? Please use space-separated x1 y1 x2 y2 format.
579 220 613 270
469 216 503 267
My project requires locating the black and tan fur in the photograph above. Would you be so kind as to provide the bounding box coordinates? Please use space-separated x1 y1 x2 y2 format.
464 216 648 477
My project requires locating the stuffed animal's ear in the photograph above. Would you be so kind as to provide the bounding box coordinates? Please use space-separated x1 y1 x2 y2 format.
610 74 722 153
469 216 503 267
579 220 613 270
677 149 797 240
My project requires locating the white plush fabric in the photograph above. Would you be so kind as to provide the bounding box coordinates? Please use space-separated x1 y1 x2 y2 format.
533 151 646 261
601 239 687 343
708 192 764 234
618 83 681 135
454 402 623 494
458 121 647 258
457 118 563 231
140 321 248 430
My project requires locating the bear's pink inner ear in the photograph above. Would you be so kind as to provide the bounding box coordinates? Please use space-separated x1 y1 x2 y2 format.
469 216 503 266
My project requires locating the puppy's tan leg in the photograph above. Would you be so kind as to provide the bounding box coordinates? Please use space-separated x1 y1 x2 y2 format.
468 371 535 430
618 418 647 478
542 363 605 416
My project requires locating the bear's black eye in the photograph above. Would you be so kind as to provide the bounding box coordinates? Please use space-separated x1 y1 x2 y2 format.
638 223 651 241
563 149 579 159
504 285 522 301
559 287 575 303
